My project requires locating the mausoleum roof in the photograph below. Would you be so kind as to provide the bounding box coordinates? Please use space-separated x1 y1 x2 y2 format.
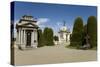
16 15 38 29
16 22 38 28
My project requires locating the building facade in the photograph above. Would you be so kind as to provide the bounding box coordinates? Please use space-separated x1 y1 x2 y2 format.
58 22 71 44
16 15 38 49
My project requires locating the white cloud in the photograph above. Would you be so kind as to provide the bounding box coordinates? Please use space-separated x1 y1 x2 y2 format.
13 20 19 38
57 22 63 26
57 22 61 26
14 20 19 27
56 22 63 30
37 18 50 25
39 25 45 28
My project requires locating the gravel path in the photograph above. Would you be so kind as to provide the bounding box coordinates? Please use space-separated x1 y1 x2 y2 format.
14 43 97 66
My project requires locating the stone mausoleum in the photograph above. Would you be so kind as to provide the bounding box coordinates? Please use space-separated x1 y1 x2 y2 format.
58 21 71 44
16 15 38 49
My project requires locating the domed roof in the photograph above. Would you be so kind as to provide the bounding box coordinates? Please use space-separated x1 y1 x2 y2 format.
58 21 69 32
60 26 67 32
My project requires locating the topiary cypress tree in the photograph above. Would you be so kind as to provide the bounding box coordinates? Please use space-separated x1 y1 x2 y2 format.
70 17 84 48
38 29 44 47
83 24 87 36
48 28 54 46
43 27 49 46
87 16 97 48
43 27 54 46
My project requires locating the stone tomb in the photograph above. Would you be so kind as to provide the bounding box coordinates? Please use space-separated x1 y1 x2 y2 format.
58 21 71 43
16 15 38 49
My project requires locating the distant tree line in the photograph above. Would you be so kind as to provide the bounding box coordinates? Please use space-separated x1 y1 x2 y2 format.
38 27 54 47
70 16 97 49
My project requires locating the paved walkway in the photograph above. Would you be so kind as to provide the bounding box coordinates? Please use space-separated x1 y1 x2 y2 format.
14 42 97 66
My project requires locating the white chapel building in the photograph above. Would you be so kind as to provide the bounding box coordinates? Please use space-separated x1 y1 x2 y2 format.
16 15 38 49
58 22 71 44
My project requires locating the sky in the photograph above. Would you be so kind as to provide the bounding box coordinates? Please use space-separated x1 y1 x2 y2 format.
12 1 97 36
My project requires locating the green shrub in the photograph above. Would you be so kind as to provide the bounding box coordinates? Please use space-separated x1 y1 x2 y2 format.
70 17 84 48
43 27 54 46
87 16 97 48
38 29 44 47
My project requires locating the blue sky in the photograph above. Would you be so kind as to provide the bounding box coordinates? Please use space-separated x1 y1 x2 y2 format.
13 1 97 35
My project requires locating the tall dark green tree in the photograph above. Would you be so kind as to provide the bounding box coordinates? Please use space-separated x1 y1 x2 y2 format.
43 27 49 46
38 29 44 47
43 27 54 46
70 17 84 48
87 16 97 48
84 24 87 36
48 28 54 46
